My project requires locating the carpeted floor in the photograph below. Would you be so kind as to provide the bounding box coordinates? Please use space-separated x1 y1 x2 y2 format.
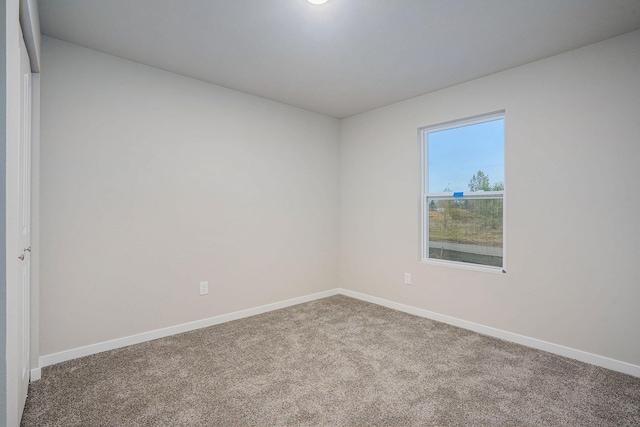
21 295 640 426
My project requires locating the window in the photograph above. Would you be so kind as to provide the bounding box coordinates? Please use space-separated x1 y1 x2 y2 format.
420 112 505 271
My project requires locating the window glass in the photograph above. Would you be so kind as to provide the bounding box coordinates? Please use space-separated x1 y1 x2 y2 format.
422 113 505 270
428 119 504 193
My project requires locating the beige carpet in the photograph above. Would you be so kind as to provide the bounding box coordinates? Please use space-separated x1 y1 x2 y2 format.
21 295 640 426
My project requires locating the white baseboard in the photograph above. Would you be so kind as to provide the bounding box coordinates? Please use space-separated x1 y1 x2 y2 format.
338 288 640 378
37 288 339 371
30 367 41 381
34 287 639 380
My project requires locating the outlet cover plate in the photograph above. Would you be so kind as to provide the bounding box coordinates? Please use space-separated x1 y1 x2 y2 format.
199 281 209 295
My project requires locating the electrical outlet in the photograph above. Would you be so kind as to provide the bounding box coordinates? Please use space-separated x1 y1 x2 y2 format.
199 281 209 295
404 273 411 285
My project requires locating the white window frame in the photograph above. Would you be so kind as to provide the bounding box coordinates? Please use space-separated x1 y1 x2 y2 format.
419 111 506 273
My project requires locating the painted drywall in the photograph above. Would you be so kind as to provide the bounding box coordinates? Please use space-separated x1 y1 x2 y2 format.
39 37 340 356
339 30 640 366
1 1 8 423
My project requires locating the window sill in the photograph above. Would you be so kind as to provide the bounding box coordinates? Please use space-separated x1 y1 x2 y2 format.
420 258 506 274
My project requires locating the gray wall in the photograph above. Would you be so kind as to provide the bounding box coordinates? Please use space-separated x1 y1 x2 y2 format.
1 1 8 423
339 29 640 366
38 29 640 370
39 37 340 355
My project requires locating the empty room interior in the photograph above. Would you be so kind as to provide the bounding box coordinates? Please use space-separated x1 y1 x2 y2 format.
4 0 640 425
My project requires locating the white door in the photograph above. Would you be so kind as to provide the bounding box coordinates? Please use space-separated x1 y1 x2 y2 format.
17 31 33 417
6 22 34 426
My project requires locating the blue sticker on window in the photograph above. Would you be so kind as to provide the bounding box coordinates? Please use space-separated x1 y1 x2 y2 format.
453 192 464 197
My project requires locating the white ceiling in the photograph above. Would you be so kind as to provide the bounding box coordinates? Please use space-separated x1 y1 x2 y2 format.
38 0 640 118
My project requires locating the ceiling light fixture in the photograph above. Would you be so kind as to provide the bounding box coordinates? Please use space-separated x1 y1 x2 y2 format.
307 0 328 4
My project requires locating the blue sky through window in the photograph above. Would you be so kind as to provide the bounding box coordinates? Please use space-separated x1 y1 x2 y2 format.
427 118 504 193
